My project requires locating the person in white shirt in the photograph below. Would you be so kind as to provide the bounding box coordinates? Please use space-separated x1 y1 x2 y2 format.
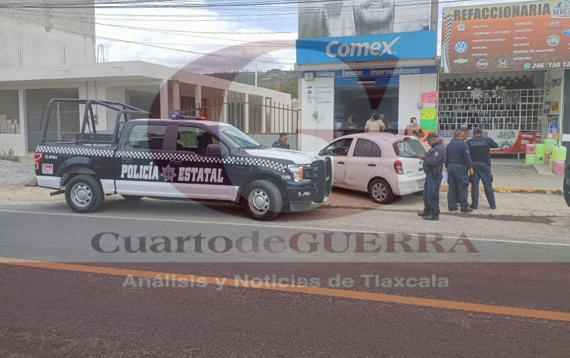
364 113 386 132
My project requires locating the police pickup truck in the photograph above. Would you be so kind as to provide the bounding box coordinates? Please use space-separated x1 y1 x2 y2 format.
33 99 332 221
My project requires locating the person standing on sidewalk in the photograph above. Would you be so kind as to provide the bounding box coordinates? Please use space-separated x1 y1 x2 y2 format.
445 129 474 213
417 132 446 221
467 127 498 209
272 132 290 149
404 117 424 139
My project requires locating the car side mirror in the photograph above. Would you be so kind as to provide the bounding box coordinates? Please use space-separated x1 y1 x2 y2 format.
206 144 222 157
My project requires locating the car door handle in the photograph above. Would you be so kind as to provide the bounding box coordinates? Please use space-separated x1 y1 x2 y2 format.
121 158 133 164
337 161 345 165
170 160 183 165
368 163 376 167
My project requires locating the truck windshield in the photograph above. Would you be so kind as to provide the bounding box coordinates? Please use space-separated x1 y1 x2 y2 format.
218 125 261 149
393 139 426 158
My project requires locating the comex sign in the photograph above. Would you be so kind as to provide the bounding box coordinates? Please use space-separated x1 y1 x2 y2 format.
325 37 400 58
296 31 436 65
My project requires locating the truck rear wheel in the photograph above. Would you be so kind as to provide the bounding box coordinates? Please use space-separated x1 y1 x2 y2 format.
65 175 104 213
242 180 282 221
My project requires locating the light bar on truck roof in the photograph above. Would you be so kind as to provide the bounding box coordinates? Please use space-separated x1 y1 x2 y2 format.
171 114 207 120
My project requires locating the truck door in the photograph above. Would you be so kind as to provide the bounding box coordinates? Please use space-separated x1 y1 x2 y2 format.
116 123 169 197
166 124 232 200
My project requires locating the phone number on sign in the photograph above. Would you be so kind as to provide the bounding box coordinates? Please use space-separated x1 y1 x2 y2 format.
528 62 570 69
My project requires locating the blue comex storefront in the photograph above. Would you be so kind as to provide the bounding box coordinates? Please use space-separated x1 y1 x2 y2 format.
296 31 437 151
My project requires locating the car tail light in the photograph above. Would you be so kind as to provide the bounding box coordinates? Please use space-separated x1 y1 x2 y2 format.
34 153 44 170
394 160 404 174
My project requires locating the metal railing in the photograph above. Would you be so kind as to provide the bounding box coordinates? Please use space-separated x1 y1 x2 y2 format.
170 102 299 134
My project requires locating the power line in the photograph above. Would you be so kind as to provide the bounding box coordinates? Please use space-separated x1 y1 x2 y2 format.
0 0 489 10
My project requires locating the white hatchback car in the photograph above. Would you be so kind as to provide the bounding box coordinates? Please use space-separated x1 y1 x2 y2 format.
313 133 427 204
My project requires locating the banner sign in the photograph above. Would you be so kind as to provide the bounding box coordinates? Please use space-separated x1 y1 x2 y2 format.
298 0 430 40
438 130 542 154
302 66 437 79
441 0 570 73
297 31 436 64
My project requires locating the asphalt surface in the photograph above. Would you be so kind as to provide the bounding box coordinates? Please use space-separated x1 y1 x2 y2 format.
1 196 570 357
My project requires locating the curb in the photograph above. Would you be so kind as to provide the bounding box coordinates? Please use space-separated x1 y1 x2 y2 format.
440 184 561 194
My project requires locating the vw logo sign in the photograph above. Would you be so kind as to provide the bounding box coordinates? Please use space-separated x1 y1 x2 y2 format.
454 41 468 53
563 29 570 36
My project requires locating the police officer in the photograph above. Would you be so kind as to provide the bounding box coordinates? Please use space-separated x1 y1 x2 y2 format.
446 129 474 213
272 132 290 149
418 132 447 221
467 127 499 209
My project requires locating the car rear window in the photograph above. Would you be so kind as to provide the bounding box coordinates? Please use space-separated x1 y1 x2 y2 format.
393 140 426 158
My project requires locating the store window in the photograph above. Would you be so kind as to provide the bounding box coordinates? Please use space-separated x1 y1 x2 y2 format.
438 77 544 133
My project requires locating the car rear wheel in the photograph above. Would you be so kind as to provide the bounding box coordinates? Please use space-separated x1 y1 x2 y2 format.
242 180 282 221
65 175 104 213
368 178 394 204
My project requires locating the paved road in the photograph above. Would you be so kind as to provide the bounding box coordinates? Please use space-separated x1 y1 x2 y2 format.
1 197 569 357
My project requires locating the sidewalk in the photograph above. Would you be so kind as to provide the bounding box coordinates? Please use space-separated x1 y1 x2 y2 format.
487 158 564 191
324 188 570 220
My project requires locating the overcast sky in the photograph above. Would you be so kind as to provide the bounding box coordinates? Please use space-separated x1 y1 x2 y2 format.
95 2 299 73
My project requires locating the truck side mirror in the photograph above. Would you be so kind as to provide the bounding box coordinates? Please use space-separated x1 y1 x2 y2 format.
206 144 222 157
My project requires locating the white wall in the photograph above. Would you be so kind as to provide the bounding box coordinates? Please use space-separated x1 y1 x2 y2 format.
398 73 438 132
0 89 27 156
299 77 335 152
0 21 95 67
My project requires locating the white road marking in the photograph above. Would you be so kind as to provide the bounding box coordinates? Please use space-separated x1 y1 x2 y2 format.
1 208 570 247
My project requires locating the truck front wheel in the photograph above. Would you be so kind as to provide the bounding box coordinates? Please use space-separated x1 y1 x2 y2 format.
242 180 282 221
65 175 104 213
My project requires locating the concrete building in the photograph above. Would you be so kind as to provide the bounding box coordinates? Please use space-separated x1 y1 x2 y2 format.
0 2 294 156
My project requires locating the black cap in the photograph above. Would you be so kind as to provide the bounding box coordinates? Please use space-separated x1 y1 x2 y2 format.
473 127 483 134
425 132 439 141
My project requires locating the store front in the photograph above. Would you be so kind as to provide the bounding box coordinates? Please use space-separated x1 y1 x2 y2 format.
437 73 545 154
296 31 437 152
439 0 569 157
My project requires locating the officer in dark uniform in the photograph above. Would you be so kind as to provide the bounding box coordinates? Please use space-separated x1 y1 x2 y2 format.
467 127 499 209
418 132 447 221
272 132 291 149
446 129 474 213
